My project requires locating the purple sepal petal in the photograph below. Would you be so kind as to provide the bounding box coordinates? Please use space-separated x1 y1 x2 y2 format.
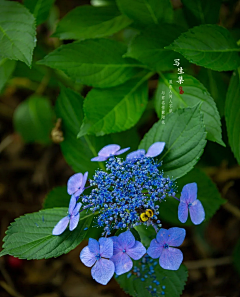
91 258 115 285
91 156 108 162
67 173 83 195
156 228 168 245
73 202 82 216
111 253 133 275
178 202 188 223
147 239 163 259
52 216 69 235
69 213 80 231
127 241 146 260
98 144 120 157
145 142 165 157
160 247 183 270
68 195 76 214
189 199 205 225
115 147 130 155
82 171 88 187
80 246 96 267
126 149 145 161
166 227 186 247
180 183 197 204
99 238 113 258
88 238 100 255
117 231 135 250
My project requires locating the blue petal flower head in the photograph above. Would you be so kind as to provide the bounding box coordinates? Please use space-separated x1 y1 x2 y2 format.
126 142 165 161
178 183 205 225
110 230 146 275
67 172 88 198
80 237 115 285
91 144 130 162
52 195 82 235
147 227 186 270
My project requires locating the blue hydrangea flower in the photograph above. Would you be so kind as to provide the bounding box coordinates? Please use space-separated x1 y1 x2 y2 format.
80 238 115 285
67 172 88 198
147 227 186 270
126 142 165 161
178 183 205 225
110 231 146 275
52 195 82 235
91 144 130 162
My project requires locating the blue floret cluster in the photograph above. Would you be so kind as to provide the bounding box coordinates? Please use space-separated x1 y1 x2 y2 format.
52 142 205 286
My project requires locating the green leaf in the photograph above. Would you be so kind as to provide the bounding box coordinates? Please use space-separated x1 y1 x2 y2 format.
0 58 16 93
166 25 240 71
53 5 132 40
155 73 224 146
116 261 188 297
13 95 54 144
134 225 156 247
197 68 228 117
0 208 92 259
0 0 36 67
159 168 226 226
182 0 221 27
55 86 112 175
225 69 240 164
24 0 55 26
139 104 207 179
125 24 186 72
116 0 173 28
91 0 116 5
233 239 240 275
78 74 150 137
38 39 144 88
43 186 69 209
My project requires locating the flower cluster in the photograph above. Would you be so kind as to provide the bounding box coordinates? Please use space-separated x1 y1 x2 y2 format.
52 142 205 286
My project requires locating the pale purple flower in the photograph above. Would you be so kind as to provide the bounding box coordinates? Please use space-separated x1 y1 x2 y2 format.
52 195 82 235
147 227 186 270
110 230 146 275
67 172 88 198
126 142 165 161
91 144 130 162
80 238 115 285
178 183 205 225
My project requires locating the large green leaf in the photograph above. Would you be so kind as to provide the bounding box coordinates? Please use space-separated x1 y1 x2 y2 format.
125 24 186 72
0 0 36 67
225 69 240 164
0 208 92 259
38 39 144 88
159 168 226 226
116 0 173 28
43 186 69 209
116 260 188 297
0 58 16 93
139 104 207 179
166 25 240 71
24 0 55 25
13 95 55 144
78 74 150 137
182 0 221 27
155 73 224 146
53 5 132 40
134 225 156 247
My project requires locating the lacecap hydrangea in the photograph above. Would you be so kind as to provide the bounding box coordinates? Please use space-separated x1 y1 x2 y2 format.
52 142 205 285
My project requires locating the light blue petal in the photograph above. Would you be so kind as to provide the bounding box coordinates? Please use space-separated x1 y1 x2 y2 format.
82 171 88 188
126 149 145 161
189 199 205 225
88 238 100 255
180 183 197 204
99 238 113 258
166 227 186 247
159 247 183 270
68 195 77 214
147 239 163 259
127 241 146 260
67 173 83 195
115 147 130 155
156 228 168 245
52 216 69 235
73 202 82 216
69 213 79 231
111 252 132 275
178 202 188 223
91 258 115 285
117 231 135 250
91 156 108 162
145 142 165 157
80 246 96 267
98 144 120 157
